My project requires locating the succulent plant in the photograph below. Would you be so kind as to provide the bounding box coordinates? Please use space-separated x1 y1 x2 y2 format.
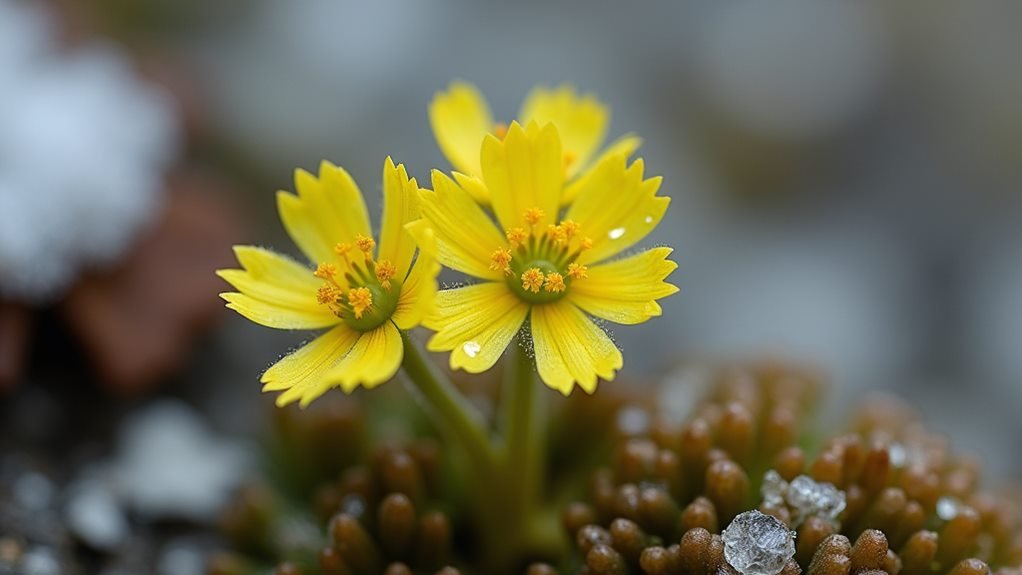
554 362 1022 575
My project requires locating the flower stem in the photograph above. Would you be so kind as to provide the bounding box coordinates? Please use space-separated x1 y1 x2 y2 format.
501 340 545 517
399 332 496 478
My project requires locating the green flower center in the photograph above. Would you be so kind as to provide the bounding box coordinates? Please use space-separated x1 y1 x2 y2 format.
313 234 401 332
490 208 591 305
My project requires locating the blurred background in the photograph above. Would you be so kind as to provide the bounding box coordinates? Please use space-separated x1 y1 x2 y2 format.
1 1 1020 573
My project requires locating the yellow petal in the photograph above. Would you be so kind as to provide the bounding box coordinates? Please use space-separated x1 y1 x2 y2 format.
418 171 507 280
530 301 623 395
328 321 403 395
217 246 338 329
393 221 440 330
277 161 371 264
378 157 421 280
425 283 529 374
262 324 361 407
429 81 493 177
562 134 642 204
566 155 669 265
481 121 563 232
519 85 608 180
452 171 490 205
568 247 679 325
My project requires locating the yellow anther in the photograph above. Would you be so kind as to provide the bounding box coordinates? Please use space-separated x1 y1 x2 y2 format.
493 122 509 140
489 248 513 274
544 272 566 293
347 287 373 319
547 224 567 245
316 284 341 305
580 236 594 251
354 234 376 254
506 227 527 247
375 259 397 290
560 220 580 239
524 207 545 227
521 268 545 293
334 243 353 257
567 263 588 280
314 263 337 280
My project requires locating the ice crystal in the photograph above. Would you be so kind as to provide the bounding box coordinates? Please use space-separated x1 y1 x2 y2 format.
760 469 846 526
722 510 796 575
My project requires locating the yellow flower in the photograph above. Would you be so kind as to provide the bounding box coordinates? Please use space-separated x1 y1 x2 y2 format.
429 81 642 205
217 158 438 407
417 121 677 395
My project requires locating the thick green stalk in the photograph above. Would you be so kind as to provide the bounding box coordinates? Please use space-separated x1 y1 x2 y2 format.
501 341 545 517
399 332 496 479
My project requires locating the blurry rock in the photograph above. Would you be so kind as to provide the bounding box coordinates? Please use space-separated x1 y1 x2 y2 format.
0 302 30 391
61 172 242 393
12 472 55 513
109 400 250 521
19 547 60 575
65 478 129 551
157 537 209 575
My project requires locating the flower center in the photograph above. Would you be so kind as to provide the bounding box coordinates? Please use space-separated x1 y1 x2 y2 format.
490 208 591 305
313 234 401 332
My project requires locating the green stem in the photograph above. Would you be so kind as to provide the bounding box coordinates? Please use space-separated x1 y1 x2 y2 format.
501 341 545 517
399 332 496 478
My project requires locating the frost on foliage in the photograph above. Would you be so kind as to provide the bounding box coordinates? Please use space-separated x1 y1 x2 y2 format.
0 0 180 303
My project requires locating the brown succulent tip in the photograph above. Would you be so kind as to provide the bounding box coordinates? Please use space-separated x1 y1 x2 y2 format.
948 559 991 575
564 502 597 537
586 543 628 575
378 493 417 558
274 562 301 575
383 562 413 575
329 513 382 574
849 529 889 574
525 563 560 575
680 496 719 534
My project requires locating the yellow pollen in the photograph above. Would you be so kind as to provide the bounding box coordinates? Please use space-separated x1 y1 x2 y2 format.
334 243 353 257
314 263 337 280
316 284 341 305
567 263 588 280
561 220 580 239
524 207 544 227
493 122 509 140
347 287 373 319
580 236 594 250
355 234 376 254
489 248 513 274
547 224 567 245
375 259 396 289
544 272 566 293
521 268 545 293
506 227 527 247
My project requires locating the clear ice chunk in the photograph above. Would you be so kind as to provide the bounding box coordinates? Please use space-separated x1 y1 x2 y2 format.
759 470 846 526
722 510 796 575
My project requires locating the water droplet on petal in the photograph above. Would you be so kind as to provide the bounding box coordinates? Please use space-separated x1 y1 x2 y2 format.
462 341 481 358
608 227 626 240
644 216 653 224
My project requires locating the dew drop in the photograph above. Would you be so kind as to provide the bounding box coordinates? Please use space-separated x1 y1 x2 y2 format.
644 216 653 224
462 341 481 358
608 227 626 240
936 496 961 520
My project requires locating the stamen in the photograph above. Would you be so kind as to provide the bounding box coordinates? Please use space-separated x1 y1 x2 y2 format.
354 234 376 254
375 259 397 290
314 263 338 280
561 219 580 239
489 248 513 275
346 287 373 319
580 237 594 251
506 227 527 248
524 208 545 227
567 263 588 280
316 284 341 305
521 268 545 293
547 224 567 245
493 122 509 140
334 243 353 257
544 272 566 293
